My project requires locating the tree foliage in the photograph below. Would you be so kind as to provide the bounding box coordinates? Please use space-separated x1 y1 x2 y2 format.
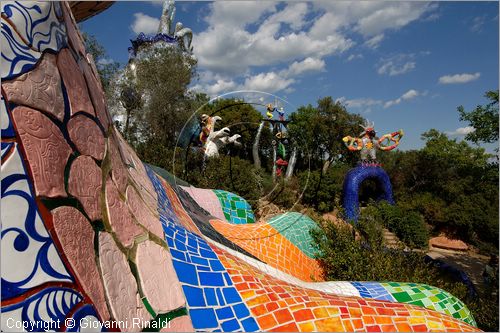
288 97 364 171
134 47 198 148
81 32 120 94
458 90 499 144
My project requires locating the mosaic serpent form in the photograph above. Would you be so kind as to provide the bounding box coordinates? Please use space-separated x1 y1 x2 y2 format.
1 2 478 332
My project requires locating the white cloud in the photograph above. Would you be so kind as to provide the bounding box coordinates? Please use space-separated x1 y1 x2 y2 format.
194 79 237 96
97 58 115 65
347 54 363 62
438 72 481 84
191 56 325 96
315 1 437 37
384 89 419 108
446 126 476 136
242 72 295 93
205 1 277 28
282 57 325 77
471 16 486 33
131 13 159 35
192 1 437 95
337 97 382 108
377 54 416 76
364 34 384 49
422 12 440 22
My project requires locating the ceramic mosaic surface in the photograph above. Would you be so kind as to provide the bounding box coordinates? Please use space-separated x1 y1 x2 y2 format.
381 282 476 326
213 189 255 224
267 212 319 258
0 1 479 332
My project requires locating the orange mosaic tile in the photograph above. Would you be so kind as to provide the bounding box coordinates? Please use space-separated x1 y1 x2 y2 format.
210 219 323 281
210 245 479 332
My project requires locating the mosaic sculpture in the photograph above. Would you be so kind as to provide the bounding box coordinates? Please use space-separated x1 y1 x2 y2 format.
0 1 479 332
200 114 241 158
343 120 404 163
342 121 403 222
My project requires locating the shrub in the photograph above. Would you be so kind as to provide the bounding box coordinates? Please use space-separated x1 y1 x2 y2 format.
311 219 498 331
362 202 429 249
312 218 460 288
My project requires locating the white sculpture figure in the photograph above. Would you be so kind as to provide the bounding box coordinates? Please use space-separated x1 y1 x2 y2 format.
199 115 241 158
157 0 193 54
158 0 175 35
174 22 194 53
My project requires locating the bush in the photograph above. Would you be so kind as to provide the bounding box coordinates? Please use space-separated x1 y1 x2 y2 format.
311 219 498 331
297 165 349 213
311 218 461 289
362 202 429 249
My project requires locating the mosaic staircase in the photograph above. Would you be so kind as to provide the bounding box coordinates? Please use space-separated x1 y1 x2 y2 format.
0 1 480 332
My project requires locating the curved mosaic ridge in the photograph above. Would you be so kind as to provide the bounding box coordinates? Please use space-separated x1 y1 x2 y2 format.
213 189 255 224
0 1 478 332
267 212 319 258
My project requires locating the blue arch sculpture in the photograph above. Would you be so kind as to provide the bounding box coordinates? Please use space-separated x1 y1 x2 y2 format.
342 165 395 222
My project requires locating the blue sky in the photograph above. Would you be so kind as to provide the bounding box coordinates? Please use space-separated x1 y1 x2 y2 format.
80 1 499 152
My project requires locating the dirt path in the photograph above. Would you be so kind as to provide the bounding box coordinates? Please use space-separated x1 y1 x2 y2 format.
426 249 489 294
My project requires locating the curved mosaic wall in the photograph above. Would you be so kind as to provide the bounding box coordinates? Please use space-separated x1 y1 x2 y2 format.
1 1 478 332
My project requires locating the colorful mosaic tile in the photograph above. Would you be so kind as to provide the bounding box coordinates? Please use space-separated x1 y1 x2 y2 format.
146 167 259 331
181 185 227 221
352 282 396 302
211 245 478 332
210 218 324 281
214 189 255 224
381 282 476 326
267 212 319 258
0 1 481 332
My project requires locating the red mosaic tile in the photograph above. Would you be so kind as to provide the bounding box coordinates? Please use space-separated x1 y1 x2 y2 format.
274 308 293 323
292 309 314 322
270 322 299 332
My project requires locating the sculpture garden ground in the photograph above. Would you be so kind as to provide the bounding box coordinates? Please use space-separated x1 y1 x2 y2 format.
1 1 498 332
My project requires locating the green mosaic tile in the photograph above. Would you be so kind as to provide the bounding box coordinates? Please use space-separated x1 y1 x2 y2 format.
213 190 255 224
267 212 319 258
381 282 477 327
393 292 412 302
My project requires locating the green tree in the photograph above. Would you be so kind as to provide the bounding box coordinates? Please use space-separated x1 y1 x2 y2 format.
457 90 499 144
81 32 120 94
288 97 364 172
288 97 364 209
380 129 498 246
134 46 198 149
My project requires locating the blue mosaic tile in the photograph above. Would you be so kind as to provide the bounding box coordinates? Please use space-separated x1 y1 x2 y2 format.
170 249 186 261
241 317 259 332
199 248 218 259
209 259 225 272
183 286 206 307
198 266 211 271
221 318 241 331
351 282 395 301
191 255 209 266
204 288 218 306
223 272 232 285
216 288 226 306
199 272 225 286
233 303 250 319
145 166 258 332
189 308 218 329
216 306 234 320
172 260 198 285
222 287 241 304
